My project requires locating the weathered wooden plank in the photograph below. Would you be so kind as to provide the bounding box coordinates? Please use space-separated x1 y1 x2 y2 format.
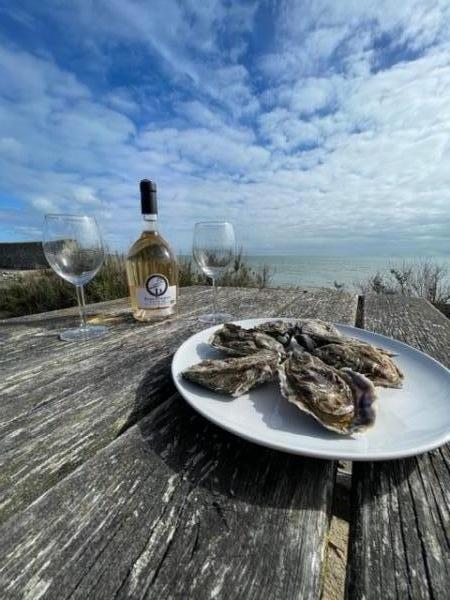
0 394 334 600
347 294 450 600
0 287 357 600
0 287 285 524
0 287 357 526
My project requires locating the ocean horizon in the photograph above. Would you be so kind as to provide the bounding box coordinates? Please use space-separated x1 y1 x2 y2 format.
181 255 450 290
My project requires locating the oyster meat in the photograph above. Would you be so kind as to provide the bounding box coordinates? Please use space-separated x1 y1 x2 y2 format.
210 323 285 357
314 342 403 388
293 322 397 359
278 350 377 435
292 319 344 351
182 350 281 397
254 318 343 350
253 320 293 346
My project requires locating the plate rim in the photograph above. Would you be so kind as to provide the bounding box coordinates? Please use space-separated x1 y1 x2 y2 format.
171 318 450 461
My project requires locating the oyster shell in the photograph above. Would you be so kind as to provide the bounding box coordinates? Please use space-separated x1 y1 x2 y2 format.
294 323 397 358
210 323 285 357
292 319 344 351
254 318 343 350
182 350 281 397
278 351 377 435
314 342 403 388
299 319 342 340
253 320 293 346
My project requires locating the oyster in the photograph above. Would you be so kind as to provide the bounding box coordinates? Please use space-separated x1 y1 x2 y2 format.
299 319 342 340
293 322 397 358
278 351 377 435
182 350 281 397
292 319 344 351
210 323 285 357
253 320 293 346
253 318 343 350
342 338 397 358
314 342 403 388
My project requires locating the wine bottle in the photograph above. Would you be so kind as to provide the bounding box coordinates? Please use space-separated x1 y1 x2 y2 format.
126 180 178 321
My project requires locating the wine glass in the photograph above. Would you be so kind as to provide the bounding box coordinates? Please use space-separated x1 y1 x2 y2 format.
43 214 107 341
193 221 235 324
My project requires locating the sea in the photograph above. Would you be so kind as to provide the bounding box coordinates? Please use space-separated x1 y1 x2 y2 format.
235 255 450 289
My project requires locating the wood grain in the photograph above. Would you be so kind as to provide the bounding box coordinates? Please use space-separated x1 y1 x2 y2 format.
0 286 356 525
346 294 450 600
0 286 357 599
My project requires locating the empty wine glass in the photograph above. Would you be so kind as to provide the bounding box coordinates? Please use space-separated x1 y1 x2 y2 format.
43 214 107 341
193 221 235 324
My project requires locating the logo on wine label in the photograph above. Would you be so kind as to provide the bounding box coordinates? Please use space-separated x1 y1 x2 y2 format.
145 274 169 297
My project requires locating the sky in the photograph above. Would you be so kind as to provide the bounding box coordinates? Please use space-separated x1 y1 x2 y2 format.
0 0 450 256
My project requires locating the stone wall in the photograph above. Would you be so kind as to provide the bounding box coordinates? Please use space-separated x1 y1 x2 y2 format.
0 241 47 270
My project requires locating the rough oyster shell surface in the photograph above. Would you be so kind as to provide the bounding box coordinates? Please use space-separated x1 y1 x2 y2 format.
278 351 377 435
299 319 342 339
182 350 281 397
314 342 403 388
210 323 285 357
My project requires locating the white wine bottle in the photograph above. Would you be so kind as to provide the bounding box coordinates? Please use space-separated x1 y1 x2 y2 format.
126 180 178 322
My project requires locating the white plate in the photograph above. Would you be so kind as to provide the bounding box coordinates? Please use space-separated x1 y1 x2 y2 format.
171 319 450 461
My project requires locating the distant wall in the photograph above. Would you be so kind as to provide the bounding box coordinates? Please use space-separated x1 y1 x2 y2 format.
0 241 47 270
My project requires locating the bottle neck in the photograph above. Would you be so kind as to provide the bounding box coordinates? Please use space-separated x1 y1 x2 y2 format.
143 214 158 232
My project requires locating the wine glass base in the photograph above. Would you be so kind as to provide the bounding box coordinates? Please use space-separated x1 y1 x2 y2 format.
59 325 108 342
198 312 233 325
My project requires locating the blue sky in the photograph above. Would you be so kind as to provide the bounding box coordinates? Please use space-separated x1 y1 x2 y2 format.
0 1 450 256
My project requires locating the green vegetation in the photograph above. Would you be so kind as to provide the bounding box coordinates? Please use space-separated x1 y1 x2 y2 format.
178 249 274 288
0 250 273 317
2 254 448 320
0 254 128 317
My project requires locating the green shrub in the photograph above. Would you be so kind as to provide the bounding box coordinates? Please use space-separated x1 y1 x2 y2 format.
177 256 206 286
1 270 75 316
0 250 273 317
86 253 128 302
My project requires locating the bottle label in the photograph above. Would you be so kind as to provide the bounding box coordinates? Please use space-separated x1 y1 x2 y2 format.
136 274 176 309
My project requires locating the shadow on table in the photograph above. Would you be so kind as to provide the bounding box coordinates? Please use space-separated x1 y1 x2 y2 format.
132 361 336 511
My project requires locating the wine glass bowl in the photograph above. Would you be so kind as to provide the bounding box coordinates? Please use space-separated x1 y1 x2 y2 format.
44 239 104 285
192 248 234 279
43 214 107 341
193 221 235 324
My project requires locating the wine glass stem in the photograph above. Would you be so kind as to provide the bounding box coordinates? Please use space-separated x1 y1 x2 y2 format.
212 277 218 315
76 284 87 328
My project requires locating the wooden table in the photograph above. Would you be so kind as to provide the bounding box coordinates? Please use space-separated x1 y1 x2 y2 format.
0 287 449 600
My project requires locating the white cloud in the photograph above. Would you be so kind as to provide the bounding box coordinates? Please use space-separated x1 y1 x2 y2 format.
31 197 59 214
24 0 258 114
1 1 450 256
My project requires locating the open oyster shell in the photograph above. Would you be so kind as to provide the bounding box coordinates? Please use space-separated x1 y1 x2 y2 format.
291 319 343 351
314 342 403 388
254 318 343 349
299 319 342 339
182 350 281 397
253 320 294 346
278 351 377 435
210 323 285 357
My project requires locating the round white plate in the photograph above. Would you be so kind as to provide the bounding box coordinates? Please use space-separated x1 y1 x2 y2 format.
171 318 450 461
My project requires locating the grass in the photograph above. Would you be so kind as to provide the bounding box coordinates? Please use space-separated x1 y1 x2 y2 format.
0 250 274 317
